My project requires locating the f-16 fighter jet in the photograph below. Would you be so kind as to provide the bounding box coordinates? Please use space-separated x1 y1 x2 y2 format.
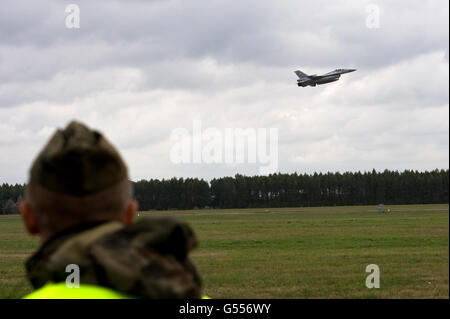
294 68 356 87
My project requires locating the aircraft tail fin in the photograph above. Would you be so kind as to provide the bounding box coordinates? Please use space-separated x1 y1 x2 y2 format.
294 70 310 79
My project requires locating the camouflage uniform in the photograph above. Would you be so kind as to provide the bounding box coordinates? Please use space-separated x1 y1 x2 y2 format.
25 121 202 298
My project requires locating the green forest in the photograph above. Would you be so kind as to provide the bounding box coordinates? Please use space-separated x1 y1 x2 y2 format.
1 169 448 214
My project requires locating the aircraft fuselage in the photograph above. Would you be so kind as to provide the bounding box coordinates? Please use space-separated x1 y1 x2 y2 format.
298 74 340 87
295 69 356 87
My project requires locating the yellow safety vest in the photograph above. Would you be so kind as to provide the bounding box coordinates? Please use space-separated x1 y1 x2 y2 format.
24 282 211 299
24 282 132 299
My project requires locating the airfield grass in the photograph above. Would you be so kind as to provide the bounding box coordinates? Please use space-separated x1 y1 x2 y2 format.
0 204 448 298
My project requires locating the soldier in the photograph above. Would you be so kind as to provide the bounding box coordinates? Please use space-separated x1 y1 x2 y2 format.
19 121 202 298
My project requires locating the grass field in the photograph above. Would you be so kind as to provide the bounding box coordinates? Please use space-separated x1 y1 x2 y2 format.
0 204 448 298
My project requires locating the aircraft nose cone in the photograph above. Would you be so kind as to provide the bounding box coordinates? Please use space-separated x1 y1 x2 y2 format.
347 69 356 73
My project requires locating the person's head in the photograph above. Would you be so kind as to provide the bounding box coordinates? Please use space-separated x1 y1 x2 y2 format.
20 121 138 243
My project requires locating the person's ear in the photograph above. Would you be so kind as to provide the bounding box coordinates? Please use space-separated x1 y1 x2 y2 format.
19 201 40 235
121 200 138 225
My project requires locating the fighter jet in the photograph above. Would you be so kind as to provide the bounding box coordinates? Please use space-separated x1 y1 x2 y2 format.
294 68 356 87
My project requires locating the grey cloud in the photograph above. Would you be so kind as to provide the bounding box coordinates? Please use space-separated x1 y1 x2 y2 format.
1 0 448 83
0 0 448 183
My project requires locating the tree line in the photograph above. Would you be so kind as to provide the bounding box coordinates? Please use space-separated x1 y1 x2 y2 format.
209 169 449 209
136 169 448 209
1 169 448 214
0 183 23 214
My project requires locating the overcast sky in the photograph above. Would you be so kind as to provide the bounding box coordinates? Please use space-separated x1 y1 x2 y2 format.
0 0 448 184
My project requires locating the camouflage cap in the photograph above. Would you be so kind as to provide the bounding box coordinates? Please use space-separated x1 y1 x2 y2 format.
29 121 128 196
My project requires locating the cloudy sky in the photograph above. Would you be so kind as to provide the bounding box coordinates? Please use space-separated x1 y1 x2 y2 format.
0 0 448 183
